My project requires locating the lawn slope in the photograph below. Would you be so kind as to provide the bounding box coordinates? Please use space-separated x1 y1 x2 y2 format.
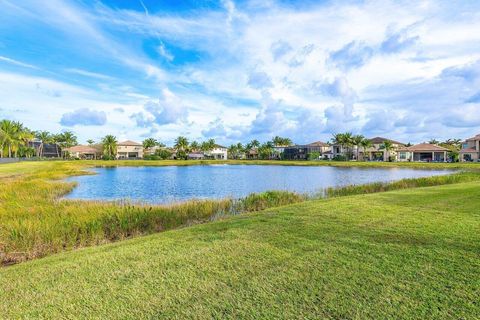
1 181 479 319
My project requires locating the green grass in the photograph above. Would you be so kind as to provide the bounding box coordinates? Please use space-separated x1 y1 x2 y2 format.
1 160 479 265
1 180 479 318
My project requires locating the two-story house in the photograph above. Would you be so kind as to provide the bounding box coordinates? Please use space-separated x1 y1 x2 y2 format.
360 137 405 161
283 141 331 160
116 140 143 159
459 134 480 162
205 144 228 160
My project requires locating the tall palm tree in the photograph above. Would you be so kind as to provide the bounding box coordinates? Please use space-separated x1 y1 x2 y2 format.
102 135 118 159
250 139 260 148
380 140 394 162
352 134 365 161
359 139 372 161
0 120 19 158
190 141 199 152
57 131 78 158
35 131 52 158
86 139 95 146
142 138 158 154
228 144 238 159
174 136 189 151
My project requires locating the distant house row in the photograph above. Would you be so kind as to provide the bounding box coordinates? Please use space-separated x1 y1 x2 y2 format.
64 141 228 160
62 134 480 162
283 137 453 162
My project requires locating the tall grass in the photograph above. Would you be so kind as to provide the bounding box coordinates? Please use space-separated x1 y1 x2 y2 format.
1 161 479 266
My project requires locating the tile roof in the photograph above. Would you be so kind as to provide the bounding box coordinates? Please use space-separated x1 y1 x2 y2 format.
368 137 405 145
64 145 99 153
460 148 478 153
399 143 449 152
306 141 329 147
118 140 142 146
466 134 480 141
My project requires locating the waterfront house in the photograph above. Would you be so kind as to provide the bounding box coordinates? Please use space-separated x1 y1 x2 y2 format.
284 141 330 160
459 134 480 162
64 145 101 160
28 139 61 158
188 152 205 160
246 148 259 160
205 145 228 160
360 137 405 161
116 140 143 159
397 143 449 162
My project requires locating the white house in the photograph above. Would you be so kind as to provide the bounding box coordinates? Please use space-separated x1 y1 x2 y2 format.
116 140 143 159
206 145 228 160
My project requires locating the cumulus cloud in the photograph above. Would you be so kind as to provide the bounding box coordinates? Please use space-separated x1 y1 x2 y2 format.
380 27 419 54
329 41 374 70
270 40 293 61
144 89 188 126
247 71 273 89
202 118 227 137
60 108 107 126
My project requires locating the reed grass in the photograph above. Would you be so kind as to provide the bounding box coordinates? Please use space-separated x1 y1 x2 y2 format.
1 160 479 265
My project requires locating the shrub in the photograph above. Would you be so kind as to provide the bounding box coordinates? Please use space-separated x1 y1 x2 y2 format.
332 155 347 161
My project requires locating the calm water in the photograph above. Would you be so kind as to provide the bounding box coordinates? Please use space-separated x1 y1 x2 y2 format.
64 165 453 204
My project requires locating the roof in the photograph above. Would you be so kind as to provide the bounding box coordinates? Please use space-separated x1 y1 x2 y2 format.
214 144 227 149
466 134 480 141
306 141 329 147
399 143 449 152
118 140 142 146
369 137 404 145
459 148 478 153
64 145 99 153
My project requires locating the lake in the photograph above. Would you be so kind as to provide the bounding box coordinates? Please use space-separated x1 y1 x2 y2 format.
64 165 454 204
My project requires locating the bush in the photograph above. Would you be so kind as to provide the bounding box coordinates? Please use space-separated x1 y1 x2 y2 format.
156 149 173 160
332 155 347 161
102 155 115 160
308 151 321 161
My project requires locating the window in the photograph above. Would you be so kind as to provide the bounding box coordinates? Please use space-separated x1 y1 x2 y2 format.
399 152 407 160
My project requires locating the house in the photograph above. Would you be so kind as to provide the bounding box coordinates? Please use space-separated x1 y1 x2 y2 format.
116 140 143 159
283 141 330 160
459 134 480 162
246 148 258 160
331 144 351 159
28 139 61 158
360 137 405 161
64 145 101 160
188 152 205 160
397 143 449 162
205 145 228 160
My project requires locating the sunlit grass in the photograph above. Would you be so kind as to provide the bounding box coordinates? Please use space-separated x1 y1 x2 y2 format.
1 160 479 265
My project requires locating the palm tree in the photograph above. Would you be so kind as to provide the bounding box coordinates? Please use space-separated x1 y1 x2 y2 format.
87 139 95 146
429 139 440 145
35 131 52 158
190 141 199 152
258 141 274 160
174 136 189 152
102 135 118 159
0 120 20 158
142 138 158 154
352 134 365 160
380 140 394 162
359 139 372 161
57 131 78 158
228 144 238 159
250 139 260 148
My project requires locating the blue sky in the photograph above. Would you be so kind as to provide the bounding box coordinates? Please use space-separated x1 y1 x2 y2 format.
0 0 479 145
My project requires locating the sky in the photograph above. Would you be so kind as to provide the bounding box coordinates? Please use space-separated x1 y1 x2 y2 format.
0 0 479 145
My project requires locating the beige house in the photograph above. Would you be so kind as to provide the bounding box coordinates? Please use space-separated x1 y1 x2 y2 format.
205 145 228 160
116 140 143 159
459 134 480 162
360 137 405 161
64 145 101 159
397 143 448 162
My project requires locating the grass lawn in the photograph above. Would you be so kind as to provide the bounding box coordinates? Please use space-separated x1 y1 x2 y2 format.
1 180 479 318
1 160 480 265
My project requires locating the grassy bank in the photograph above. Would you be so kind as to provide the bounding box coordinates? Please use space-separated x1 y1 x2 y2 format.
1 160 480 265
1 180 479 318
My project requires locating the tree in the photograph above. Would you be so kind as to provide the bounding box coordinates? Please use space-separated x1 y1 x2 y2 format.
35 131 52 158
359 139 372 161
258 141 274 160
331 132 354 160
228 144 238 159
200 139 216 153
56 131 78 158
87 139 95 146
250 139 260 148
352 134 365 160
429 139 440 145
272 136 293 147
190 141 199 152
0 120 23 158
174 136 189 152
142 138 158 154
380 140 394 162
102 135 118 159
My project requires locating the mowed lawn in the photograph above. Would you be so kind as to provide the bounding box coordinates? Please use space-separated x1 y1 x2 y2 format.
1 181 479 319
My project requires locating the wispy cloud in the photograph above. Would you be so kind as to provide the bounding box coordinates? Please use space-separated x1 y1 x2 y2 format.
65 68 114 80
0 56 39 69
